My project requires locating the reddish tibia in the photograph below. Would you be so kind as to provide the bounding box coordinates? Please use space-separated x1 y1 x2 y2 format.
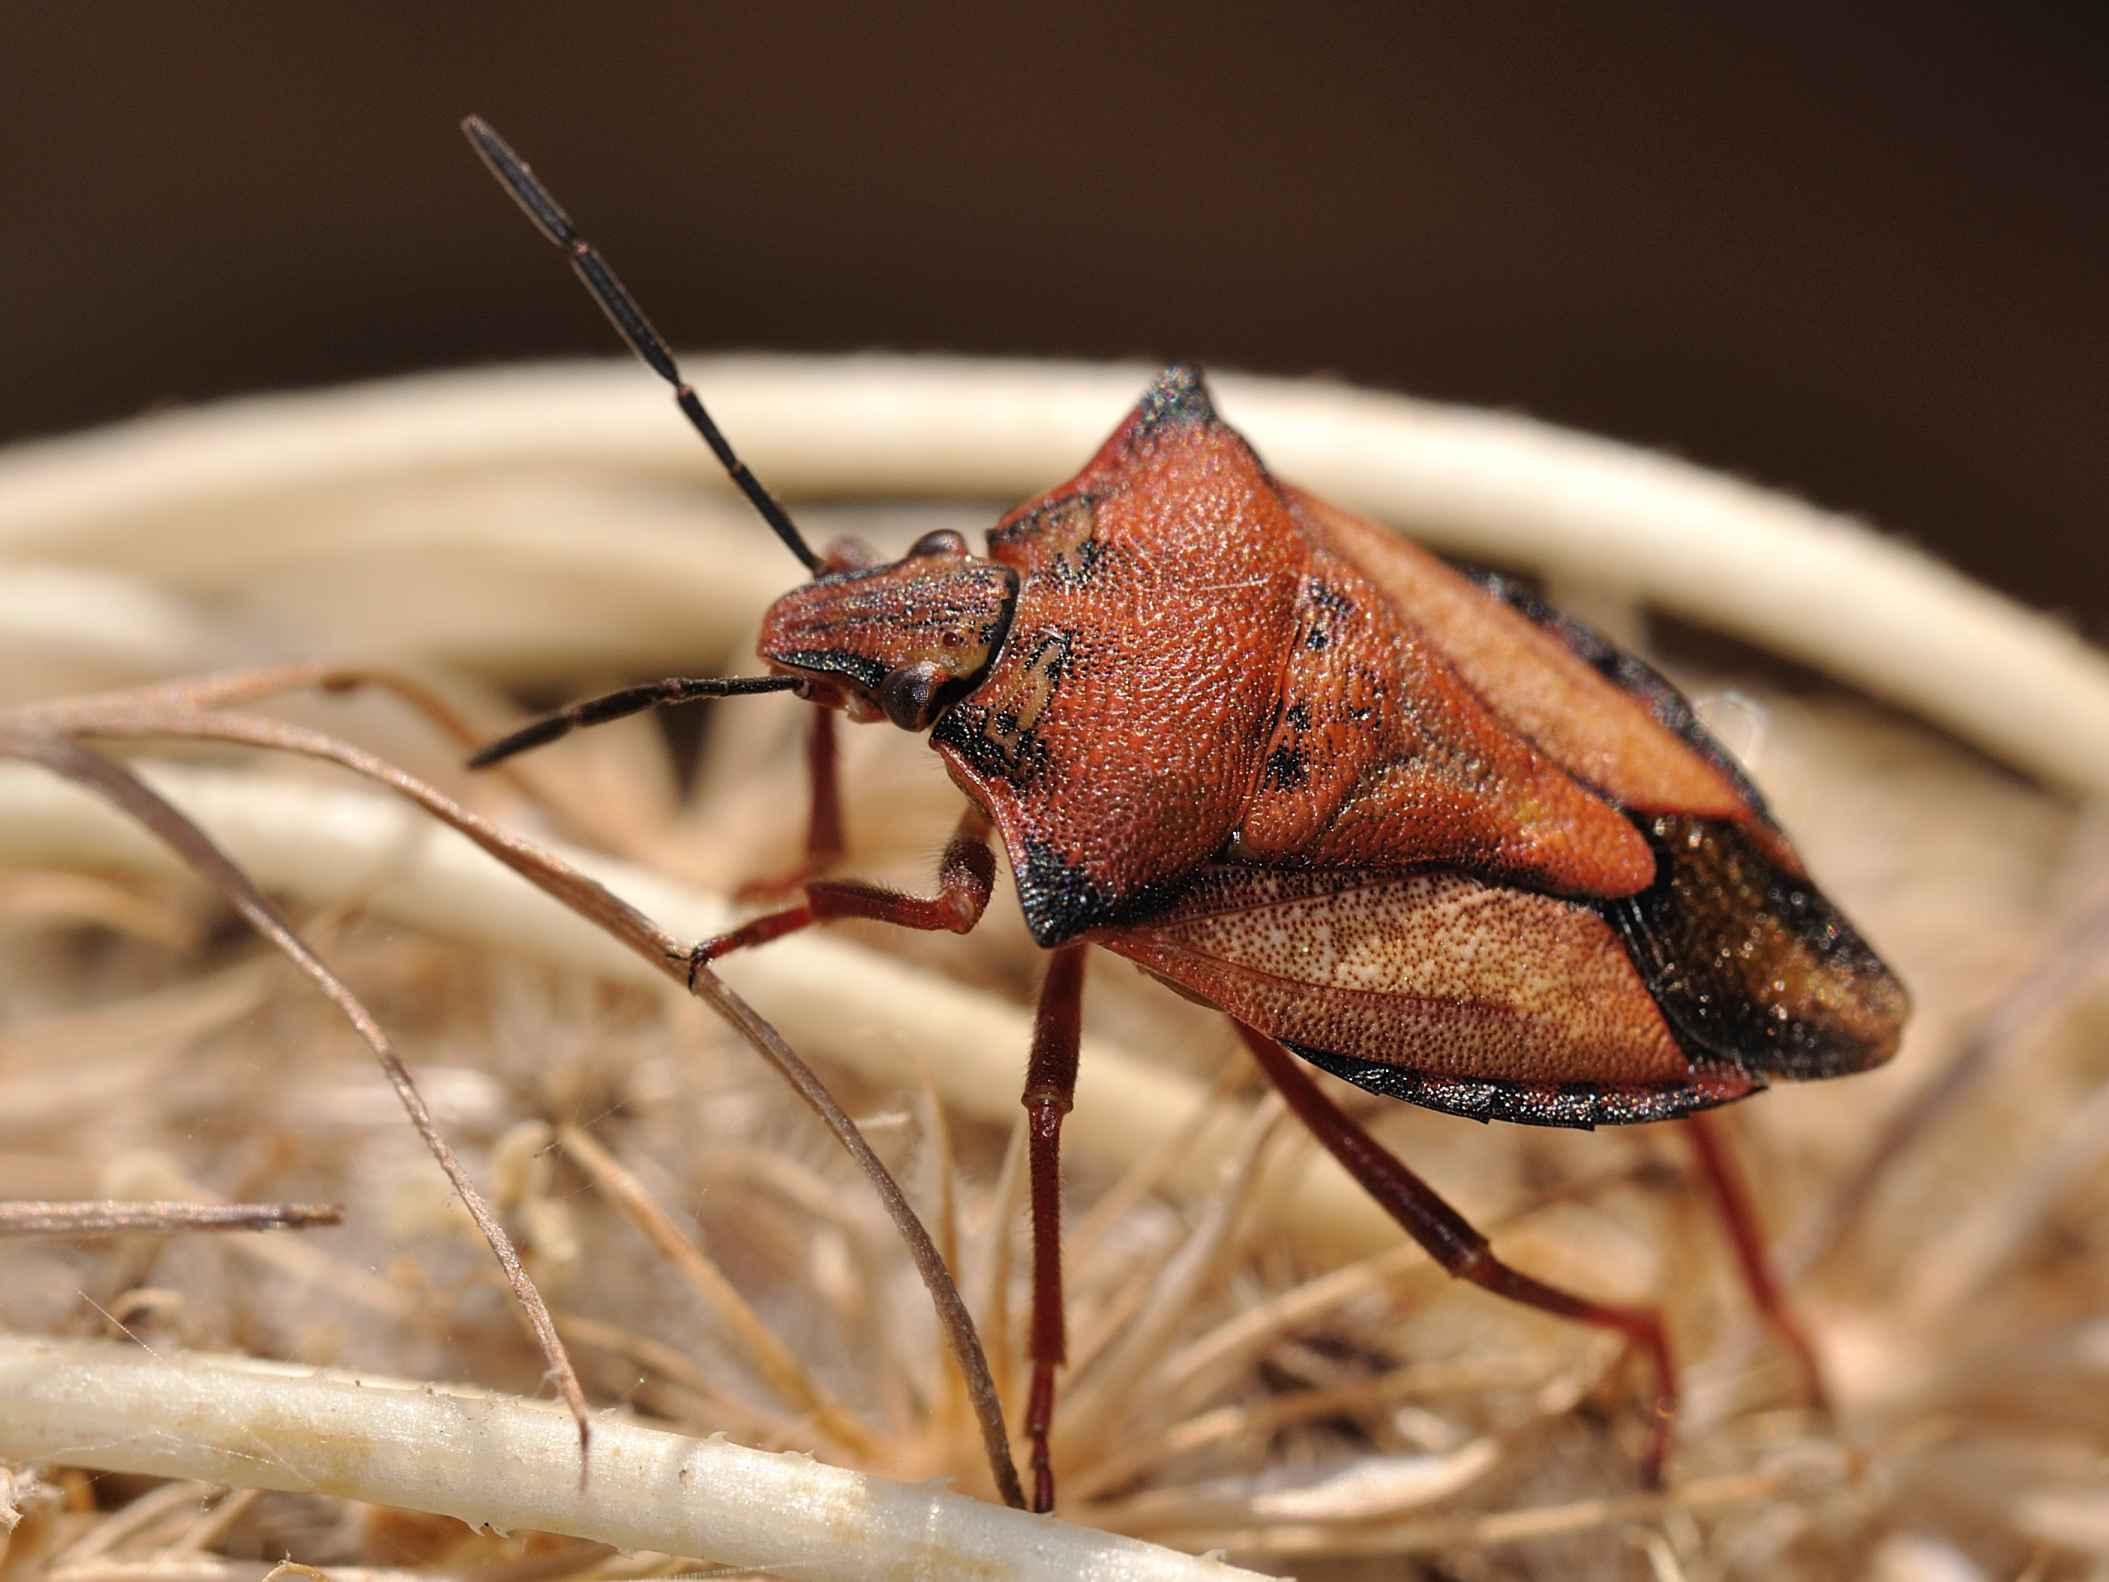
1023 945 1087 1514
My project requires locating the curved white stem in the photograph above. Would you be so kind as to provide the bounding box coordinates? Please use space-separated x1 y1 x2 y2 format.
0 1335 1265 1582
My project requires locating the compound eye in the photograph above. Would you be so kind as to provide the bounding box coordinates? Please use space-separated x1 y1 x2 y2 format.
907 528 969 559
879 659 948 731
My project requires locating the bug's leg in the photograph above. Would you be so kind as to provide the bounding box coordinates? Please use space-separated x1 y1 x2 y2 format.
1682 1110 1828 1408
1235 1025 1678 1486
1022 943 1087 1513
691 804 994 971
733 707 846 901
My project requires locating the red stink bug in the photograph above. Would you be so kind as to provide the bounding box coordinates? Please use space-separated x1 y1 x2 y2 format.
460 117 1910 1510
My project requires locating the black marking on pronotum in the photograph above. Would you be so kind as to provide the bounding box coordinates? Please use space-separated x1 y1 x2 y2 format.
994 495 1105 592
965 565 1022 678
1010 840 1201 948
1050 535 1106 589
1306 580 1354 617
1263 745 1308 791
1027 631 1073 686
1284 701 1312 731
1013 841 1114 947
1300 579 1351 654
933 697 1050 788
935 628 1073 783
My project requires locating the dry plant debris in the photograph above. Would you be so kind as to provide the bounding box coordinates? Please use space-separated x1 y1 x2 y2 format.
3 358 2106 1580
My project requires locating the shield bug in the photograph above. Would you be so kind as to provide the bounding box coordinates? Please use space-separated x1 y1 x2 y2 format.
460 117 1910 1510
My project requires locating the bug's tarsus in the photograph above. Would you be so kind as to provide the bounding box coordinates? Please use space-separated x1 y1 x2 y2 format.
460 115 825 576
466 674 802 769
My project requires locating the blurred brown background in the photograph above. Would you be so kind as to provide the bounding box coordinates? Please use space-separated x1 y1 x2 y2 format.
5 3 2104 635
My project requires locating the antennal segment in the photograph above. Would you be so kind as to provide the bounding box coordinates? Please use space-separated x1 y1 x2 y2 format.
462 116 825 576
467 674 804 769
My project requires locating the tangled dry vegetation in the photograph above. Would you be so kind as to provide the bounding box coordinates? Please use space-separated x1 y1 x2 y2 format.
1 360 2105 1580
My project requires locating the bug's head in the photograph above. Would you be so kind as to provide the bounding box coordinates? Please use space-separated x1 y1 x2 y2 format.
758 530 1018 731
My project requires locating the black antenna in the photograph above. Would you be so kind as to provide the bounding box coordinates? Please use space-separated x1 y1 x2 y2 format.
462 115 825 576
467 674 804 769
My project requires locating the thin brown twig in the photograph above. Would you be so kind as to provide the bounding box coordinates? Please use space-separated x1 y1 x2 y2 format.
11 661 646 860
0 1200 343 1238
12 663 484 744
28 690 1026 1510
0 726 594 1460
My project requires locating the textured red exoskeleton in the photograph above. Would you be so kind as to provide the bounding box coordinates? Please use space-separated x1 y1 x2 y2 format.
461 117 1909 1512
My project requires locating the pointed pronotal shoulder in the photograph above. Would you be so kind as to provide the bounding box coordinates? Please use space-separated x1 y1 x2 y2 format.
935 365 1308 944
1131 362 1217 432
